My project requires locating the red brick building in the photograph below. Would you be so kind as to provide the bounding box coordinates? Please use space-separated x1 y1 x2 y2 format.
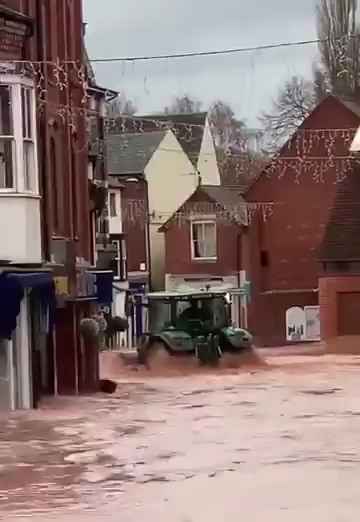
160 184 248 325
245 96 359 346
0 1 111 409
319 159 360 353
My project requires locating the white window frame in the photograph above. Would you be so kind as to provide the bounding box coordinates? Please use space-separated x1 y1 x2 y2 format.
191 219 217 261
109 192 117 217
109 190 122 220
0 74 38 195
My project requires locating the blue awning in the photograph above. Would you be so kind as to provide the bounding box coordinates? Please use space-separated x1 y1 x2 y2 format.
0 271 55 339
6 271 54 289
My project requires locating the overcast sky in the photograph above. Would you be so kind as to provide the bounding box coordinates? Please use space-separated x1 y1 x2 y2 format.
84 0 319 126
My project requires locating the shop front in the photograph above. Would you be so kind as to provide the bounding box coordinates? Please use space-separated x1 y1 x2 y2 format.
53 268 114 395
0 270 55 411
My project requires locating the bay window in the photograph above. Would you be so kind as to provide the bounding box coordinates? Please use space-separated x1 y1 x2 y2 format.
0 76 37 194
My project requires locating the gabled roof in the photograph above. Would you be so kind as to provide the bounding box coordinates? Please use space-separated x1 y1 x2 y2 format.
248 95 360 194
136 112 207 167
106 131 167 175
320 161 360 261
200 185 246 209
160 184 247 231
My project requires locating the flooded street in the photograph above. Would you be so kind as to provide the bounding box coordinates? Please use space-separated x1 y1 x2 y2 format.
2 352 360 521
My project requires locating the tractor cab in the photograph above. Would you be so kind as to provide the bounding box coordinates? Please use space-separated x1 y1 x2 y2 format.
138 289 253 366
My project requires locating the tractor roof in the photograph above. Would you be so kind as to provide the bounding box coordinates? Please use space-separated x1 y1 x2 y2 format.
146 289 233 301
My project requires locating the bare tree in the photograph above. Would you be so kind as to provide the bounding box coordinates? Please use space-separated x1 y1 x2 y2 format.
317 0 360 97
260 76 317 153
108 91 137 117
208 100 246 150
164 95 202 114
219 150 268 188
313 64 331 101
208 100 266 188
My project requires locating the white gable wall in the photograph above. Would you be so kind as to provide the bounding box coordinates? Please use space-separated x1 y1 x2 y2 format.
197 116 221 186
144 130 198 290
145 130 197 217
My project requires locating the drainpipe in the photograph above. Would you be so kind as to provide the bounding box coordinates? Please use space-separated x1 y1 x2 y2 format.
35 0 50 261
236 231 242 328
144 177 152 291
63 0 75 242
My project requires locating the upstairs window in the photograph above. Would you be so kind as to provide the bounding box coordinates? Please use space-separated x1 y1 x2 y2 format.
0 75 38 194
109 192 117 217
191 220 217 260
109 191 122 220
0 85 14 189
22 86 35 192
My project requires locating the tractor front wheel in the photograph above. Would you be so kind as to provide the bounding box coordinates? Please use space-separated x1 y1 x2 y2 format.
143 340 172 369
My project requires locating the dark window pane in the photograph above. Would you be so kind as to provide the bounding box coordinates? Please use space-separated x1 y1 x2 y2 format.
110 193 117 217
50 138 60 233
192 223 199 241
0 138 13 188
23 141 34 191
0 86 12 136
21 88 32 139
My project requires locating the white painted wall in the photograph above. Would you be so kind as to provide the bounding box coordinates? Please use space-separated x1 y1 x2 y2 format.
165 274 238 292
108 189 123 235
197 117 221 186
145 130 198 290
144 125 220 291
0 195 41 263
145 130 197 218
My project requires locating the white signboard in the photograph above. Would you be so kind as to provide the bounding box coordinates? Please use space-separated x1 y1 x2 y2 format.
286 307 306 342
304 306 321 341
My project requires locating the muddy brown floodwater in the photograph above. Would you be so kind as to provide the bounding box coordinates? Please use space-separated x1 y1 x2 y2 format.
2 350 360 521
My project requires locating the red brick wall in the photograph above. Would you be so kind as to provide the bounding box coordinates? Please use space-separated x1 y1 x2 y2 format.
164 192 242 277
247 97 359 293
0 2 91 264
36 1 90 262
122 179 149 274
0 0 22 10
244 96 360 346
247 291 318 347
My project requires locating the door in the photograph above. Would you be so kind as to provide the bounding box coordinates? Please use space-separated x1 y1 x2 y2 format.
338 292 360 335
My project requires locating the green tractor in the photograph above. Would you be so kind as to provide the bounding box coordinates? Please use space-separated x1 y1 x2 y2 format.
138 289 256 367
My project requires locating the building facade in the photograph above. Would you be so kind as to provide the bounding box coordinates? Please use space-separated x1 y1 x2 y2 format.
0 1 113 410
161 184 249 328
107 112 221 293
319 159 360 353
106 129 200 292
245 96 360 346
